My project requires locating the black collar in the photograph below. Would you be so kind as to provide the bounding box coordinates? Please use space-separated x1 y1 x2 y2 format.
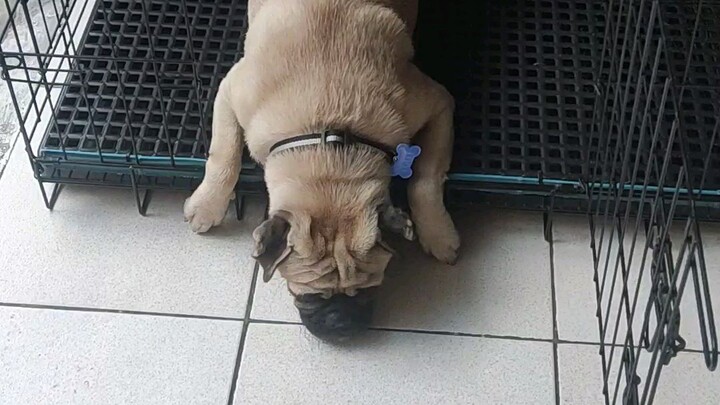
268 130 396 162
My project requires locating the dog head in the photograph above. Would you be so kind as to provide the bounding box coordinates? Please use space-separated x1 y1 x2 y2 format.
254 145 412 341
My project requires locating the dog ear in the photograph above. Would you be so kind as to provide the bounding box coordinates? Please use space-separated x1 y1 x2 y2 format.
252 212 293 282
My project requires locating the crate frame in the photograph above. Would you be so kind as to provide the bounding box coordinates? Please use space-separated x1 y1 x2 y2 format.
586 0 719 403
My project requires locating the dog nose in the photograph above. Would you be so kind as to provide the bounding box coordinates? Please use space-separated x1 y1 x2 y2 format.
323 311 349 329
294 290 374 342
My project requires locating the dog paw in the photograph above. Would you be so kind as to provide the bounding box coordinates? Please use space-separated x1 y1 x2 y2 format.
401 217 416 241
416 216 460 264
380 205 415 241
183 186 230 233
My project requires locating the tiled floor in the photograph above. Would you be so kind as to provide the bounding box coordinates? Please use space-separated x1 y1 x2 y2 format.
1 138 719 404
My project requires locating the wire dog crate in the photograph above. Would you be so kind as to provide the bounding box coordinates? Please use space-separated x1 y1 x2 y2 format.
585 0 719 403
0 0 264 215
0 0 718 403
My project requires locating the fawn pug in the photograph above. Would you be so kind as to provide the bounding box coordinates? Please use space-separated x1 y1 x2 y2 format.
184 0 459 341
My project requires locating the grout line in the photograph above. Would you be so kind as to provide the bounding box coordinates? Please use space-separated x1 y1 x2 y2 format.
247 317 691 349
0 301 644 347
369 326 555 343
252 319 714 355
681 348 707 354
4 300 706 357
0 301 243 322
557 339 611 347
547 211 562 405
3 301 706 354
248 318 302 326
225 259 262 405
556 338 712 355
247 317 711 352
248 318 557 343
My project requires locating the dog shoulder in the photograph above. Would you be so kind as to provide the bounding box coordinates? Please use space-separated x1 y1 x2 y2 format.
234 1 416 156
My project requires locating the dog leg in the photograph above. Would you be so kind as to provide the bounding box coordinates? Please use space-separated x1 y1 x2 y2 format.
403 66 460 264
184 80 243 232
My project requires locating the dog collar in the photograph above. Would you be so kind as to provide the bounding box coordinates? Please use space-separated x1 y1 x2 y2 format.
268 130 421 179
269 130 395 161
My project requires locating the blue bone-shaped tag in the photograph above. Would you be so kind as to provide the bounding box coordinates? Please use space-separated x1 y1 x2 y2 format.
391 144 421 179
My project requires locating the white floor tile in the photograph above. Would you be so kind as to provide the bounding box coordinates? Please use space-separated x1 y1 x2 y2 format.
654 351 720 404
0 148 262 317
375 209 552 337
553 214 656 344
0 307 242 405
557 343 619 405
558 343 720 405
252 208 553 338
250 270 298 322
552 214 600 343
553 213 720 352
236 323 555 405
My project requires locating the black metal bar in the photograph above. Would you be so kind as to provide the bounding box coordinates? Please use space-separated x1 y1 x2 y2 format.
138 0 176 167
38 181 63 210
178 0 209 157
97 0 142 166
234 189 245 221
543 193 555 243
129 166 151 216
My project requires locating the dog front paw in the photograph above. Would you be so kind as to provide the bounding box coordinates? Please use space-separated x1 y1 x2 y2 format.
183 185 231 233
416 215 460 264
380 205 416 241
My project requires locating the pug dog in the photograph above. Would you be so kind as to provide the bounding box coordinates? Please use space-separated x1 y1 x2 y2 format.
184 0 459 341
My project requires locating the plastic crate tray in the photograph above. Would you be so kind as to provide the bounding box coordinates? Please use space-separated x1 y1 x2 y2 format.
39 0 260 176
38 0 720 197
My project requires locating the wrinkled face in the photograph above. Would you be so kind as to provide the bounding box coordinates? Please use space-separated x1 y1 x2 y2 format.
252 194 413 341
255 146 414 341
254 207 395 296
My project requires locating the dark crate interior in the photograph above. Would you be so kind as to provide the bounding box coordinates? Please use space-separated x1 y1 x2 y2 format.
415 0 604 181
41 0 251 167
39 0 720 193
588 0 720 191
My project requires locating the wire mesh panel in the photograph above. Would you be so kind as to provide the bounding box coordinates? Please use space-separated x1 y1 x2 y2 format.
588 0 719 403
0 0 262 212
2 0 719 208
39 0 243 164
416 0 718 215
416 0 605 182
